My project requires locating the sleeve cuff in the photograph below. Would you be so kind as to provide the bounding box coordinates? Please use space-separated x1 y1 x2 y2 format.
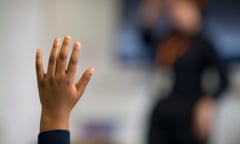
38 130 70 144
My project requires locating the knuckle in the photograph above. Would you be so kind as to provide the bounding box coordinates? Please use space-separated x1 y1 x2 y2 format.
70 57 78 64
56 75 70 85
56 76 64 84
53 43 58 48
38 79 46 87
49 55 56 64
84 76 90 84
48 77 55 86
36 62 41 70
86 73 92 82
66 77 71 86
59 53 67 61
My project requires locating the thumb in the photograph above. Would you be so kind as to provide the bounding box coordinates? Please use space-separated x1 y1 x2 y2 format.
76 67 94 97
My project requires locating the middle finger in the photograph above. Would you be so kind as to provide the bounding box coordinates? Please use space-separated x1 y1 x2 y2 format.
56 35 71 76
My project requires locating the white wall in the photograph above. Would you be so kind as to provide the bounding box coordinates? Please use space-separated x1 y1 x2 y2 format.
0 0 45 143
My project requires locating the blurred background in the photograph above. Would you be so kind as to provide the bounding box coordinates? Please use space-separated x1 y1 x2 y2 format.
0 0 240 144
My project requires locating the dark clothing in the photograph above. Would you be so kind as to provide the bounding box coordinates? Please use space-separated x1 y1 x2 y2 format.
170 34 228 99
148 97 200 144
147 33 228 144
38 130 70 144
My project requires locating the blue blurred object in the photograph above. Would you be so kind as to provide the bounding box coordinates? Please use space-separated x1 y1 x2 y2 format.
205 0 240 62
80 119 117 139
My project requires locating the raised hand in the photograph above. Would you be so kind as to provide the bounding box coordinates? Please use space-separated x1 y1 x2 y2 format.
36 35 94 132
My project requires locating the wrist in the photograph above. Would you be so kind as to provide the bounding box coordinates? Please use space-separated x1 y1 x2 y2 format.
40 109 70 132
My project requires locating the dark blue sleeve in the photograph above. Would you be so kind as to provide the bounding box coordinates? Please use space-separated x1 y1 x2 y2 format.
38 130 70 144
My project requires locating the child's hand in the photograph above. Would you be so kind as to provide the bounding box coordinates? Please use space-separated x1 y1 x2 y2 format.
36 35 94 132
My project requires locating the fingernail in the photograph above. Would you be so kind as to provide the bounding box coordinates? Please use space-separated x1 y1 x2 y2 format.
54 37 60 46
75 41 81 48
89 68 95 77
90 68 95 73
55 37 60 43
37 48 42 54
65 35 71 40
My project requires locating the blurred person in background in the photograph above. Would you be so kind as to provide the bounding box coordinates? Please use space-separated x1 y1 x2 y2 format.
139 0 229 144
